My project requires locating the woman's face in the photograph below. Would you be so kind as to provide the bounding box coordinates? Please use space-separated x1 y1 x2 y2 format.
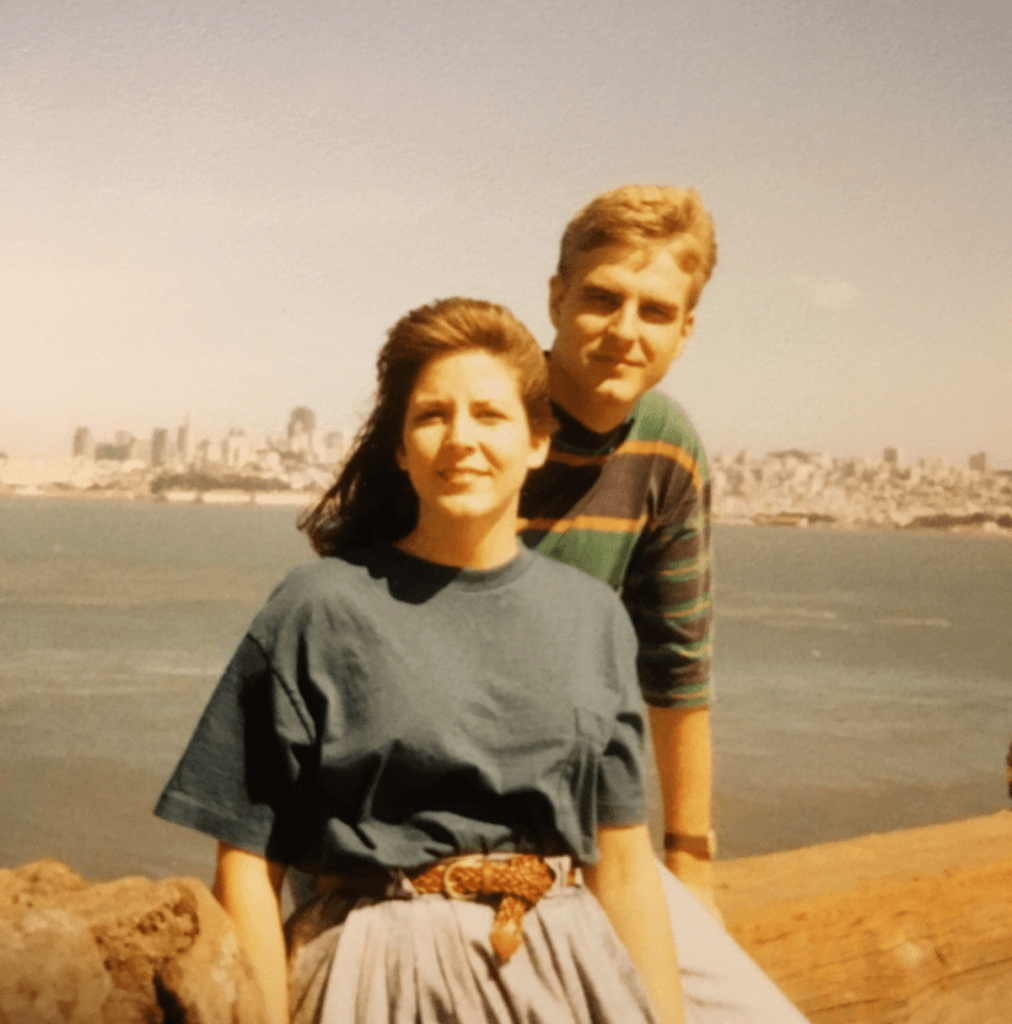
397 350 550 530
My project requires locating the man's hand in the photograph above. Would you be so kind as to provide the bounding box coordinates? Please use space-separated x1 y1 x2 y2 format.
648 705 725 922
665 848 723 922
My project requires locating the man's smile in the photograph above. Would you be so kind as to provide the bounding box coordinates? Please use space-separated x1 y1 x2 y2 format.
591 352 645 369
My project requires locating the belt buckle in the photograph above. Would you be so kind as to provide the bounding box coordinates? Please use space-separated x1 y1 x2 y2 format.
442 854 484 901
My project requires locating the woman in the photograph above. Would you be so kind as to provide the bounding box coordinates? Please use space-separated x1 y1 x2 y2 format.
155 297 684 1024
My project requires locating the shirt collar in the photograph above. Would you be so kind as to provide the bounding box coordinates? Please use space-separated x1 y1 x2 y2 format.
549 401 634 456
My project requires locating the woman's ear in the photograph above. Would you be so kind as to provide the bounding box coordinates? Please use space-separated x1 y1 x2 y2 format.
395 446 407 472
527 433 551 471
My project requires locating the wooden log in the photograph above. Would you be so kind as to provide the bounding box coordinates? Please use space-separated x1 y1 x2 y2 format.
715 813 1012 1023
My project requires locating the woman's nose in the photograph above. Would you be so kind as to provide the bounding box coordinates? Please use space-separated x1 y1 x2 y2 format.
446 412 478 448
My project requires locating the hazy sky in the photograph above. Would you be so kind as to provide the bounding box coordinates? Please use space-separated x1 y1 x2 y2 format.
4 0 1010 465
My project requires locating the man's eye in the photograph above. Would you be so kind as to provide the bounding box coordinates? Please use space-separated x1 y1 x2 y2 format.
642 305 676 323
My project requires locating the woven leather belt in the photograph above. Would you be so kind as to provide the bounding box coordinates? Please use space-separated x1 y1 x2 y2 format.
409 853 578 961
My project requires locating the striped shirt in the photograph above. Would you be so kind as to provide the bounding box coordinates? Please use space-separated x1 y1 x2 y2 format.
520 391 712 708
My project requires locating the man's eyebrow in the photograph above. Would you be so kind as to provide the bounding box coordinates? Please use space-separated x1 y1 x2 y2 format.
641 296 679 315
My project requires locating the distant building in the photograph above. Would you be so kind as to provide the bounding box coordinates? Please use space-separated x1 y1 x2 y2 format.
135 438 152 465
95 443 123 460
224 429 250 468
101 430 140 461
177 418 192 465
324 431 344 466
969 452 988 472
151 428 170 468
290 432 308 458
73 426 95 459
96 435 133 461
197 439 222 467
288 406 317 438
768 448 813 463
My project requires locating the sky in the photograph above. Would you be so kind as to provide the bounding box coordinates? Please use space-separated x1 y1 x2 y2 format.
3 0 1010 466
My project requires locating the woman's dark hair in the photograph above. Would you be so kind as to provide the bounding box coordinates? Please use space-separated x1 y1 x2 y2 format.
299 297 555 557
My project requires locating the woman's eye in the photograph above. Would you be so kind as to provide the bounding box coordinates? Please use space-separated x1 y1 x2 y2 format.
585 292 617 311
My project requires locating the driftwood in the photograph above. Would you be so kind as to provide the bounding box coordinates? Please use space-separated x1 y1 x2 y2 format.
716 812 1012 1024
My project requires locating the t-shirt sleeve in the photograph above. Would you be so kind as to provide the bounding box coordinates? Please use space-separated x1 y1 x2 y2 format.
153 631 317 864
621 469 713 709
594 601 648 828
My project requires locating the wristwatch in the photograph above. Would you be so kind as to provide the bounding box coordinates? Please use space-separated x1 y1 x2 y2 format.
663 829 717 860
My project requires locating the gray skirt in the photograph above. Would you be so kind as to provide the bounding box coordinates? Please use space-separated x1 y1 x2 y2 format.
286 856 662 1024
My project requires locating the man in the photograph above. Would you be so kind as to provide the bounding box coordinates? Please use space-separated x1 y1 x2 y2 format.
522 186 810 1021
521 184 717 906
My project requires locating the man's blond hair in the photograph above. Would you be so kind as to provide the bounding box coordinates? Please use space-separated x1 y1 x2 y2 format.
557 185 717 311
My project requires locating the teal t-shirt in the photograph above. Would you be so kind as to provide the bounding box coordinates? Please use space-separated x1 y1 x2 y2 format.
154 544 645 871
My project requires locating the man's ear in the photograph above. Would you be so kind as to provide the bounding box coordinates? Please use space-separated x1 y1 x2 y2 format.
672 308 696 360
548 275 567 331
682 308 696 339
527 433 551 471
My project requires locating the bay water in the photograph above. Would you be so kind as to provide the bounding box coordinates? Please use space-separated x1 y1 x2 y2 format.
1 497 1009 884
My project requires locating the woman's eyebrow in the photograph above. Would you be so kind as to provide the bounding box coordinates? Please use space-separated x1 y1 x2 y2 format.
583 284 619 298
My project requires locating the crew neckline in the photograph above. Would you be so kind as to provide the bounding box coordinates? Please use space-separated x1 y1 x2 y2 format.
550 401 635 456
382 542 536 591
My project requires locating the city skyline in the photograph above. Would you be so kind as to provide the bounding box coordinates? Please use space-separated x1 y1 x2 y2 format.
4 0 1010 465
7 407 1002 472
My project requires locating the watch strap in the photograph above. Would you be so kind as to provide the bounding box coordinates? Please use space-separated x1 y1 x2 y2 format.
663 830 717 860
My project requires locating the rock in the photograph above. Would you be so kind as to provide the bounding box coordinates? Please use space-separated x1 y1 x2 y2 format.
0 906 113 1024
716 813 1012 1023
0 859 267 1024
156 881 267 1024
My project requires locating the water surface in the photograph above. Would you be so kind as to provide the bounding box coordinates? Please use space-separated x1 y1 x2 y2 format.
1 497 1008 882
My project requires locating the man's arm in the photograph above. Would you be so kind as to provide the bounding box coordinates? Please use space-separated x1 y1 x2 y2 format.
648 704 721 918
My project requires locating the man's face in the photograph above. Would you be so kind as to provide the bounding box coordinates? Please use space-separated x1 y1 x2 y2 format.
548 243 697 430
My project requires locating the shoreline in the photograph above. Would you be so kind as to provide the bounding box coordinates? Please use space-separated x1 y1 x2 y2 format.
2 486 1011 539
0 486 316 508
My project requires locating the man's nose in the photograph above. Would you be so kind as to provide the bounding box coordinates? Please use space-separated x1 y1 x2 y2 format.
607 302 638 345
